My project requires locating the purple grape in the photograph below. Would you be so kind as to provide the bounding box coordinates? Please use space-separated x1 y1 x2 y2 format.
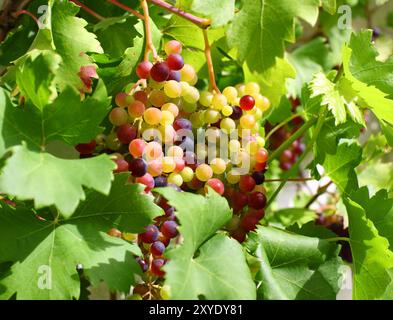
129 158 147 177
168 70 181 82
139 224 159 243
230 106 242 120
166 54 184 71
173 118 192 131
154 176 167 188
151 241 166 256
150 62 170 82
161 221 178 238
252 172 265 185
136 257 149 272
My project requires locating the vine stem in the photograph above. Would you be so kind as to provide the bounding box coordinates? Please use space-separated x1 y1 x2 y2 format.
12 10 42 27
304 181 333 209
147 0 211 29
265 178 315 183
70 0 104 20
141 0 158 61
203 29 220 93
268 117 317 164
326 237 350 243
107 0 144 20
266 107 328 209
265 113 303 141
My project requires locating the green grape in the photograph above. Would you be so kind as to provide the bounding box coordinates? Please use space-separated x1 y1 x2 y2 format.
168 173 183 186
245 82 260 95
204 109 221 124
106 132 122 150
199 91 213 107
180 64 196 83
222 86 238 104
182 101 197 113
183 86 200 104
164 80 182 98
161 110 175 125
211 94 227 111
180 167 194 182
220 118 236 134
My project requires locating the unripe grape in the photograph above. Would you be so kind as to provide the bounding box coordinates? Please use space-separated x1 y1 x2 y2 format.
204 109 221 124
211 94 227 111
223 86 238 104
161 110 175 125
115 92 132 108
195 164 213 182
182 101 197 113
199 91 213 107
128 101 145 119
161 103 179 117
255 94 271 111
220 118 236 134
180 167 194 182
106 132 122 150
144 108 162 125
246 140 259 155
229 140 241 153
109 107 128 126
236 84 246 97
168 173 183 186
210 158 227 174
164 80 182 98
136 61 153 79
222 105 233 117
180 64 196 83
165 40 182 55
240 114 256 129
183 86 200 104
245 82 260 95
149 89 167 107
150 62 170 82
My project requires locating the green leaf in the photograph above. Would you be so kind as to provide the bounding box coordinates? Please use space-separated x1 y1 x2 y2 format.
268 208 317 228
380 121 393 148
0 145 116 217
344 192 393 299
227 0 320 73
358 160 393 193
246 226 343 300
321 0 337 14
15 50 61 111
310 72 365 126
191 0 235 27
155 188 255 300
0 174 157 299
320 140 362 194
0 81 110 154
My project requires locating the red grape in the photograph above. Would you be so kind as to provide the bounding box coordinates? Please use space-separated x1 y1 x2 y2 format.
139 224 159 243
114 159 129 173
166 54 184 71
161 221 178 239
150 62 170 82
239 175 256 193
75 140 96 155
116 124 137 144
205 178 225 195
241 213 259 232
239 95 255 111
136 61 153 79
151 259 166 277
248 192 267 209
129 158 148 177
151 241 166 257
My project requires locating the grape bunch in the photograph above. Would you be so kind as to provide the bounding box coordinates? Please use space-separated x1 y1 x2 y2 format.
265 98 305 171
75 39 272 282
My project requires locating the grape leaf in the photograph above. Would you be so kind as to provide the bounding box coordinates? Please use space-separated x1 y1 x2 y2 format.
155 188 255 300
320 140 362 194
0 145 116 217
0 175 160 299
380 121 393 148
310 72 365 126
246 226 343 300
15 50 61 111
321 0 337 14
227 0 321 73
358 160 393 194
0 80 110 154
267 208 317 228
347 30 393 97
191 0 235 28
344 192 393 299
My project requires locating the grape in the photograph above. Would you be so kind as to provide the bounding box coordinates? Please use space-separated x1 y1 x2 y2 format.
226 215 241 232
168 172 183 186
240 95 255 111
195 164 213 182
136 173 155 191
229 139 241 153
162 156 176 173
149 89 167 107
204 109 220 124
292 140 305 155
226 170 241 185
166 53 184 71
239 175 256 193
167 145 184 158
241 213 259 232
180 64 196 83
173 118 192 131
114 159 129 173
116 124 137 144
144 141 163 161
161 221 178 238
139 224 159 243
183 87 200 104
161 110 175 126
236 84 246 97
151 241 166 257
230 106 242 120
128 101 145 119
168 70 181 82
255 94 271 111
180 166 194 182
240 114 256 129
205 178 225 195
144 108 162 125
246 141 259 155
130 158 148 177
245 82 260 95
150 62 170 82
159 125 176 144
134 90 148 104
280 149 294 163
211 94 227 110
199 91 213 107
222 105 233 117
248 192 267 209
256 148 269 163
148 159 163 177
280 162 292 171
129 139 146 158
151 259 166 277
174 157 187 172
252 172 265 185
210 158 226 174
165 40 182 55
107 228 122 238
220 118 236 134
164 80 182 98
161 103 179 117
222 86 238 104
249 208 265 220
109 107 129 126
231 229 246 243
154 176 167 187
136 61 153 79
106 132 122 150
115 92 132 108
76 140 96 155
135 257 149 273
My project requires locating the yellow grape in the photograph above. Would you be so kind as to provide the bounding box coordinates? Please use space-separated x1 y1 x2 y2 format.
180 167 194 182
183 86 200 104
236 84 246 97
245 82 260 95
220 118 236 134
222 105 233 117
256 136 266 148
211 94 227 111
199 91 213 107
195 164 213 182
144 108 162 125
222 86 238 104
204 109 221 124
164 80 182 98
210 158 227 174
161 110 175 126
226 170 240 184
167 145 184 158
246 141 259 155
162 156 176 173
161 103 179 117
180 64 196 83
255 94 271 111
168 173 183 186
240 114 256 129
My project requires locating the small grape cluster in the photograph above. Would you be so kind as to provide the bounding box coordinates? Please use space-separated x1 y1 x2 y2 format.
265 98 305 171
75 39 272 280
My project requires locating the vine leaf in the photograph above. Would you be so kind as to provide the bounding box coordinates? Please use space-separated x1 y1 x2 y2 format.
155 188 256 300
0 175 161 299
0 81 110 153
228 0 321 73
0 145 116 217
267 208 317 228
190 0 235 28
344 189 393 300
246 226 343 300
